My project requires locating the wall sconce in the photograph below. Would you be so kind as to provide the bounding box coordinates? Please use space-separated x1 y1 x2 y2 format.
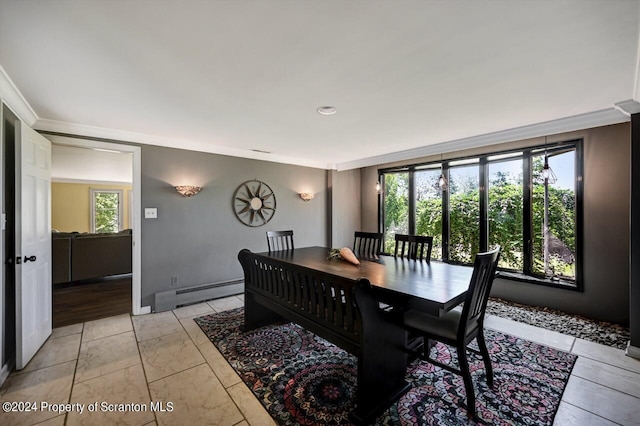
299 192 314 202
175 185 202 197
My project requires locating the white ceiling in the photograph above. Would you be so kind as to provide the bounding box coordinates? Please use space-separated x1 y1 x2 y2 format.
0 0 639 170
51 144 132 184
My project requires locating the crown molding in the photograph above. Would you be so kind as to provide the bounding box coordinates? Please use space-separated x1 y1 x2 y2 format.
33 107 630 172
0 64 38 125
52 177 133 186
614 99 640 116
35 118 330 170
335 108 630 171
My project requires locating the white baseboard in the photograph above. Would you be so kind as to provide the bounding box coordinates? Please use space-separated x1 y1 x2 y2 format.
137 305 151 315
625 341 640 359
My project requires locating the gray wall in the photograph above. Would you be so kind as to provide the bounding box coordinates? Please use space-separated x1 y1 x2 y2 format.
360 167 380 232
141 145 327 308
330 169 362 248
361 123 631 323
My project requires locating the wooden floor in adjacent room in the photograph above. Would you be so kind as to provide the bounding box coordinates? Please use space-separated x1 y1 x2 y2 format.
52 277 132 328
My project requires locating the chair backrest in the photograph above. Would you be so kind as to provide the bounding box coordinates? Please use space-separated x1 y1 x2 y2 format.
353 231 383 259
394 234 410 258
266 230 294 252
459 246 501 339
394 234 433 261
411 235 434 261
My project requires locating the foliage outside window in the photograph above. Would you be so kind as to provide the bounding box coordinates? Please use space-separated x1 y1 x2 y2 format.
488 157 524 270
379 141 581 288
415 168 443 258
449 162 480 264
382 172 409 253
91 189 123 233
531 150 576 280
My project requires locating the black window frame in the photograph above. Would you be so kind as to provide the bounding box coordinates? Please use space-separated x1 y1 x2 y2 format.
378 139 583 291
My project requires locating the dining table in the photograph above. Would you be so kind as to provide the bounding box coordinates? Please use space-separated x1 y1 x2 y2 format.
239 246 474 424
261 246 473 315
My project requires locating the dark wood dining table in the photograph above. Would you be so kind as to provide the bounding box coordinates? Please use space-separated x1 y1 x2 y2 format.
241 246 474 424
261 246 473 315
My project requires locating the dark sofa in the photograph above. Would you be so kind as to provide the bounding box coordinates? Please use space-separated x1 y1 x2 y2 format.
52 230 132 284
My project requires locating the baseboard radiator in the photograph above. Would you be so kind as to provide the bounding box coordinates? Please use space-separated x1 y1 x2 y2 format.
154 278 244 312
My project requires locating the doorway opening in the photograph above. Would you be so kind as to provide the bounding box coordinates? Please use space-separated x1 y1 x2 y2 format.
46 135 142 325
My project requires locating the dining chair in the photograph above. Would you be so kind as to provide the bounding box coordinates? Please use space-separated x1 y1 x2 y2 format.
402 246 501 419
394 234 434 261
352 231 383 259
393 234 411 258
266 230 294 252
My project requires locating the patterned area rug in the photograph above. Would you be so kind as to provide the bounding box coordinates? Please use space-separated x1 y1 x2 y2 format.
195 308 576 425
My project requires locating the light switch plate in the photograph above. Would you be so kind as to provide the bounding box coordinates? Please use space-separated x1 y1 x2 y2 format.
144 208 158 219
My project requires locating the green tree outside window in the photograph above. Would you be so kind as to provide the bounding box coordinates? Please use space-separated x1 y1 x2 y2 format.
92 190 121 233
380 146 577 281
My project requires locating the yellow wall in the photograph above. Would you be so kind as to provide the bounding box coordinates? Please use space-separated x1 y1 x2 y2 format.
52 182 132 232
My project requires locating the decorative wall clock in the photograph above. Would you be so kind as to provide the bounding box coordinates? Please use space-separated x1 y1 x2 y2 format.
233 179 277 227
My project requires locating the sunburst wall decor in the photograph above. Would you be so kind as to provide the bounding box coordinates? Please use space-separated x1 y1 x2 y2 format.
233 179 277 227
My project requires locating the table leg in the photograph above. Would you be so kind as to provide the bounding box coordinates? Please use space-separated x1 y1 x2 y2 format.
351 285 411 425
240 291 282 332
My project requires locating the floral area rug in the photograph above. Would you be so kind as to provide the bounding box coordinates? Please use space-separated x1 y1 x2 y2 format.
195 308 576 425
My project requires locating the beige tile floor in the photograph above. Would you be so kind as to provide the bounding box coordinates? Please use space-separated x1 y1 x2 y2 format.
0 294 638 426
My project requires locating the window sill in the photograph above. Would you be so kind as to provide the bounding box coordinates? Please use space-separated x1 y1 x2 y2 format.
495 271 581 291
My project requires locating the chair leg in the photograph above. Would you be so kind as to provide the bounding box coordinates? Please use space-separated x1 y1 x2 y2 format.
425 338 435 358
456 345 476 419
477 329 494 388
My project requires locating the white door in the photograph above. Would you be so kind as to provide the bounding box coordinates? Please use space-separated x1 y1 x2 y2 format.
15 122 51 370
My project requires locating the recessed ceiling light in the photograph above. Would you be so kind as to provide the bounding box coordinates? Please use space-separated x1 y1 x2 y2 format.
317 106 337 115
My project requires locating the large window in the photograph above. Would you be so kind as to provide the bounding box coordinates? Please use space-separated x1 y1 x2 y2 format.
382 172 409 253
379 141 582 289
531 149 576 280
449 160 480 264
415 166 443 259
91 189 123 233
488 154 524 270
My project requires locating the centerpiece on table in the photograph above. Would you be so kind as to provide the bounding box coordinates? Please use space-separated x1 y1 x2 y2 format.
328 247 360 265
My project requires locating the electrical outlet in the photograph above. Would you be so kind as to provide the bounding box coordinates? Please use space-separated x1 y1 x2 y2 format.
171 276 178 286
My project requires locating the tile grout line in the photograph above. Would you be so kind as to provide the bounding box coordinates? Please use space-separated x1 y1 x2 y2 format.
560 401 625 426
177 309 251 425
571 352 640 375
187 311 243 389
131 313 159 426
139 327 208 385
69 317 141 368
81 329 133 342
65 322 86 425
569 372 640 401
